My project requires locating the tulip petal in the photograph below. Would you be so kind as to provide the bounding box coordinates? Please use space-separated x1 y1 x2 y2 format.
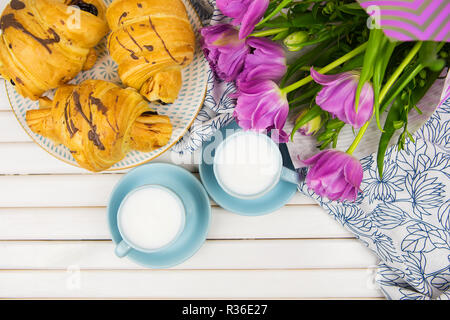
217 0 247 19
201 24 249 82
343 159 363 187
310 68 354 86
303 150 363 202
234 80 289 143
239 0 269 39
238 38 286 84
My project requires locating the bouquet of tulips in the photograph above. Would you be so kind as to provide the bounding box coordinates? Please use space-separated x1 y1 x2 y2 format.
200 0 449 202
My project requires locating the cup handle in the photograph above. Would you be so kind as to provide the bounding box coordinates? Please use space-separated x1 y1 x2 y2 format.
115 240 132 258
280 167 301 186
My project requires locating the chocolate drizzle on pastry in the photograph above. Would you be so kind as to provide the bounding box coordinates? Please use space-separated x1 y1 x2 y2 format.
118 12 127 25
148 16 180 64
69 0 98 16
89 92 108 115
141 110 158 116
0 14 60 54
10 0 26 10
72 91 105 150
116 36 139 60
89 92 119 135
64 98 79 138
125 28 142 51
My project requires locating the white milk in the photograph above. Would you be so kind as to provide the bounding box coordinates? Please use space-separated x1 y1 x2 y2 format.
118 186 185 251
214 132 282 198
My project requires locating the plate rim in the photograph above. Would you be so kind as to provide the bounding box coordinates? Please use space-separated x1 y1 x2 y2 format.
5 0 209 172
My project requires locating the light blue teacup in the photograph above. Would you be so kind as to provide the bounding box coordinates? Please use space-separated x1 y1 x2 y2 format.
115 185 186 258
213 130 299 200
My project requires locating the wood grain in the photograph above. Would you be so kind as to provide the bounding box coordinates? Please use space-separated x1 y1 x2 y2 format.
0 269 383 298
0 206 351 240
0 239 377 270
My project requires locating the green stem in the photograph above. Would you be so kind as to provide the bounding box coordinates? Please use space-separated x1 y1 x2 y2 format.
281 42 368 94
346 42 423 155
379 42 423 102
346 121 370 155
256 0 293 27
380 64 423 113
250 27 289 37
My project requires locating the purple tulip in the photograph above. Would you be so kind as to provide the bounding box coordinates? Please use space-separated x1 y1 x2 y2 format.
217 0 269 39
303 150 363 202
200 24 250 82
310 68 374 129
234 80 289 143
237 37 287 85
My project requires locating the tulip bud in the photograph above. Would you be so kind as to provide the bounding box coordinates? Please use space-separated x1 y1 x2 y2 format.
295 110 322 136
284 31 309 51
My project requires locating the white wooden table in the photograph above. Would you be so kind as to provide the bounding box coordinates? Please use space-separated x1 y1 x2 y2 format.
0 81 383 299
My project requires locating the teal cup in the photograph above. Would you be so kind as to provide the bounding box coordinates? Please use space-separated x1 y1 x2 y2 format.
212 130 300 200
115 185 186 258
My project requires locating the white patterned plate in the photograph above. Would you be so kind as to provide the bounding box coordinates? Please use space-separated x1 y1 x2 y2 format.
6 0 209 171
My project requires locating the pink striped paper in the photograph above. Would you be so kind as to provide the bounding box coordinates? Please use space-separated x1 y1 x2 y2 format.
358 0 450 42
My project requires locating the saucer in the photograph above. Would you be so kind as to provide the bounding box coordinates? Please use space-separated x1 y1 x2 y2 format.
108 163 211 268
199 121 298 216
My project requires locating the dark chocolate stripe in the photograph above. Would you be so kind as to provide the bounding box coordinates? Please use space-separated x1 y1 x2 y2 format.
116 36 139 60
0 14 59 54
148 16 179 64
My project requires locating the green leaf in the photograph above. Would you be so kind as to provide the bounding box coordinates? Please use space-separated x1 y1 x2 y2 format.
338 3 367 16
290 12 328 27
261 16 291 28
288 85 321 108
376 67 443 177
272 28 292 41
377 98 403 178
418 41 441 66
373 39 396 131
338 54 365 73
355 28 383 112
317 130 335 142
392 120 404 130
281 40 333 86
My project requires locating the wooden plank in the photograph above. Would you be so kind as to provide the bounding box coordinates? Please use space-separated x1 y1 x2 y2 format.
0 239 377 270
0 81 10 111
0 175 317 207
0 206 351 240
0 143 197 174
0 112 29 142
0 269 383 298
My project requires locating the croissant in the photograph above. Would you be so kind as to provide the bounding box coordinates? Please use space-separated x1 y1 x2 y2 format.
0 0 109 100
25 80 173 172
106 0 195 103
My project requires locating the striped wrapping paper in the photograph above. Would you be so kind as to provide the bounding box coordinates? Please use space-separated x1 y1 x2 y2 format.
357 0 450 42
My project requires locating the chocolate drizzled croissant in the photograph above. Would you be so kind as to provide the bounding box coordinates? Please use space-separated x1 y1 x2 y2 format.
0 0 109 100
106 0 196 103
26 80 173 172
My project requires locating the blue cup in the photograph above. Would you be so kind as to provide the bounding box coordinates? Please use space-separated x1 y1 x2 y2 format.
115 185 186 258
212 130 299 200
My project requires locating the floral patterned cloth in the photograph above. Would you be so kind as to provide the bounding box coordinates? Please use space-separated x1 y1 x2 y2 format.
298 89 450 300
179 1 450 300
